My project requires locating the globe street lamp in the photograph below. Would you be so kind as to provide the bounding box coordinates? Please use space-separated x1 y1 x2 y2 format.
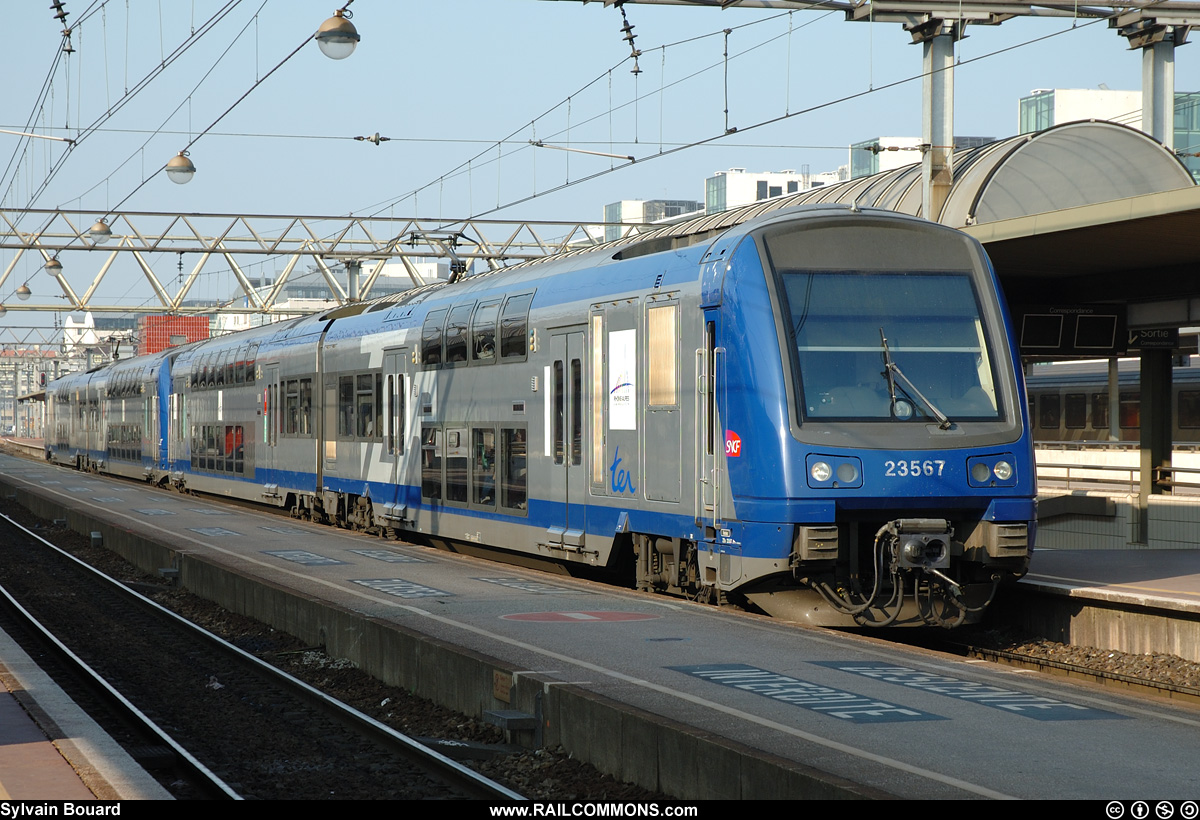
316 9 360 60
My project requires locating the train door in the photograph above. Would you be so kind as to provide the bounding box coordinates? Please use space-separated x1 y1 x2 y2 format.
696 315 727 529
546 328 586 550
383 348 411 524
263 364 279 478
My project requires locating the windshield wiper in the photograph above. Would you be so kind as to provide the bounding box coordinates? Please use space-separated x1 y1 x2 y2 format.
879 328 953 429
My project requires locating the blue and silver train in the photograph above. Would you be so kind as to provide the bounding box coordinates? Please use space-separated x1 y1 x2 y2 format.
45 204 1036 627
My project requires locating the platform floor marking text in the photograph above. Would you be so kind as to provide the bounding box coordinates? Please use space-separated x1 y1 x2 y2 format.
815 661 1127 721
351 578 452 599
669 663 943 724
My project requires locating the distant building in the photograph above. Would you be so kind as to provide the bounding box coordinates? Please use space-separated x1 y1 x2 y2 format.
603 199 702 241
1017 87 1200 180
0 347 58 438
1018 88 1142 133
704 168 846 215
136 315 210 356
849 136 995 180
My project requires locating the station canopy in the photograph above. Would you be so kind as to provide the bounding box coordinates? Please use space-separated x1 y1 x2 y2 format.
697 120 1196 230
564 122 1200 324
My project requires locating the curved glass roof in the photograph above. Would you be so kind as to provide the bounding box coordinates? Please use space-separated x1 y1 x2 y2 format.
506 121 1196 271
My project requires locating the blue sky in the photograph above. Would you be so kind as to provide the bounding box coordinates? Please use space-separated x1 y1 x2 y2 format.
3 1 1179 222
0 1 1189 323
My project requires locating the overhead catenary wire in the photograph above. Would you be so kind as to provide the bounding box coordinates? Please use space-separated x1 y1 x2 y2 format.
2 0 247 226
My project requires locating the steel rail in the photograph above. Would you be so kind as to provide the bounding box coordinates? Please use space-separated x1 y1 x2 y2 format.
0 511 527 802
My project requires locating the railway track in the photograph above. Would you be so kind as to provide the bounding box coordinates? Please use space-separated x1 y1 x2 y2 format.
0 511 525 801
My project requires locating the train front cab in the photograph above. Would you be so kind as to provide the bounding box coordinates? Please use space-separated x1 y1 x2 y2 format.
704 209 1036 626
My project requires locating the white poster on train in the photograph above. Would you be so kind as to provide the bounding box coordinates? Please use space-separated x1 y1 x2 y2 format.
608 329 637 431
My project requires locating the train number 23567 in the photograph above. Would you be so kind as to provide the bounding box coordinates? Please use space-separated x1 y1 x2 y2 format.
884 459 945 477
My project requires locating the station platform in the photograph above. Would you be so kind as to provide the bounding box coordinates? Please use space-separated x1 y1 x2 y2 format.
1025 548 1200 611
2 450 1199 799
1007 548 1200 662
0 624 171 800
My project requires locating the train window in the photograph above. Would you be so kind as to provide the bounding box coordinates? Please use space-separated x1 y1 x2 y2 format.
1120 392 1140 429
553 360 564 465
472 427 497 506
1065 393 1087 429
338 376 355 437
285 380 300 435
422 309 448 367
299 378 313 435
1180 391 1200 428
1091 393 1108 429
500 427 528 512
356 374 376 438
246 344 258 381
235 347 246 384
501 294 534 360
648 305 677 406
445 303 474 364
217 351 228 386
591 313 605 486
472 301 500 362
445 427 469 503
388 376 405 455
571 358 582 466
421 426 442 500
1038 395 1060 430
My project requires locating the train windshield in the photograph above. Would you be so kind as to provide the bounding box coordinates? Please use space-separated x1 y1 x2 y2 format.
778 269 1002 423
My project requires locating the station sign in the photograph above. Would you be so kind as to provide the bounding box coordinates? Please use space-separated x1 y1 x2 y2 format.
1014 305 1127 358
1127 328 1179 350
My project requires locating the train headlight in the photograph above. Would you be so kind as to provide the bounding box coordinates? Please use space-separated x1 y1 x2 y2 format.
806 455 863 489
811 461 833 483
966 454 1017 487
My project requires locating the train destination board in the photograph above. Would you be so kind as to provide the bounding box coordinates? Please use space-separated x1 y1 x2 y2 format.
669 663 943 723
816 661 1126 721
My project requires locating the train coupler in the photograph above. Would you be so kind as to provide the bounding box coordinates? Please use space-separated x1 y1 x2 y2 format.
877 518 953 571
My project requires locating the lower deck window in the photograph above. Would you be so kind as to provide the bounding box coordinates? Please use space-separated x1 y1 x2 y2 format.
500 427 527 511
192 424 245 475
421 426 442 500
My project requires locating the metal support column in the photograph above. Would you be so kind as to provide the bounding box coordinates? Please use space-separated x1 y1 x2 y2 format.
912 20 959 222
1107 358 1121 442
1144 38 1177 147
345 258 361 302
1115 17 1190 146
1138 349 1173 543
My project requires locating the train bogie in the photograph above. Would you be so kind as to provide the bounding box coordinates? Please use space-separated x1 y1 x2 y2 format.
46 204 1036 627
